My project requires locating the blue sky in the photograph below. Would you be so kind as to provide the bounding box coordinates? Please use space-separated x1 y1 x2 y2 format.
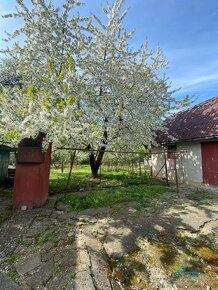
0 0 218 105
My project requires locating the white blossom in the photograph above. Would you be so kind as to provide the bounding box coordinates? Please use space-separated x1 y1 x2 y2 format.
0 0 188 155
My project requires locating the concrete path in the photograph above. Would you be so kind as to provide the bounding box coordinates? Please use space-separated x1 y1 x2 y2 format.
0 187 217 289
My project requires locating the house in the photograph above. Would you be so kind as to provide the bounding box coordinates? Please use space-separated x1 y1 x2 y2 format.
152 96 218 186
0 144 14 183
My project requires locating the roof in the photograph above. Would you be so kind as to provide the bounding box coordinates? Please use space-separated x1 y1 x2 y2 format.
155 96 218 144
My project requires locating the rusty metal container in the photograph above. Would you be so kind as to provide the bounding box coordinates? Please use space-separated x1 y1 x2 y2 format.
13 134 52 209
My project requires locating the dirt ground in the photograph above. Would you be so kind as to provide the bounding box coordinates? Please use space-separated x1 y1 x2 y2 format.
0 186 218 290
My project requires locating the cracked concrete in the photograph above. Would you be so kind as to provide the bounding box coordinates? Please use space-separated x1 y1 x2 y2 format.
168 205 218 232
178 217 218 235
0 187 217 289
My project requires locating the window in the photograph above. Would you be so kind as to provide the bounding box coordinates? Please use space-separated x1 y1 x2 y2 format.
167 145 177 159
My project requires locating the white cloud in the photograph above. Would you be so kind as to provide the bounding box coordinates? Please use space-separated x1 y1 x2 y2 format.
174 72 218 88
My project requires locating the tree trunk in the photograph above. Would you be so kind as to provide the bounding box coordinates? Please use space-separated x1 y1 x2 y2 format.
89 147 106 178
61 160 64 173
138 159 142 176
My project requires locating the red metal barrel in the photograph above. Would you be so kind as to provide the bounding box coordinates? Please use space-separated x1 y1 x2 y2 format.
13 134 52 209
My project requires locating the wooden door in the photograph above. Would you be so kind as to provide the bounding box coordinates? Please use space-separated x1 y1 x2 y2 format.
201 141 218 185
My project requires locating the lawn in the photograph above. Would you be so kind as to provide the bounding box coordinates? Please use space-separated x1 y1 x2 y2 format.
49 164 160 193
50 164 170 211
61 184 170 211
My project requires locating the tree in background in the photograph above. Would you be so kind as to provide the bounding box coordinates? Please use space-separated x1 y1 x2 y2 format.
0 0 189 177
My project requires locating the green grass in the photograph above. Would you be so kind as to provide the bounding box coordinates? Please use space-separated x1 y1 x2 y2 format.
51 164 169 211
53 262 61 274
35 228 53 245
187 189 215 205
49 165 159 194
7 252 24 266
61 184 170 211
7 268 18 281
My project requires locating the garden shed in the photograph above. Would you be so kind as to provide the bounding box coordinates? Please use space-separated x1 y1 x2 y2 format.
152 96 218 186
0 145 13 183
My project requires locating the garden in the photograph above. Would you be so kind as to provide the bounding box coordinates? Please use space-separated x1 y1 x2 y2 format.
1 170 218 289
0 0 217 289
49 157 170 211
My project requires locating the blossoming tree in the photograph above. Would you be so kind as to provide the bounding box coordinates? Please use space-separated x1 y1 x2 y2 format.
0 0 90 146
0 0 188 178
78 0 187 177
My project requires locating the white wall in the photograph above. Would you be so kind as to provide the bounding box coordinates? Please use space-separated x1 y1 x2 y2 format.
151 142 203 185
